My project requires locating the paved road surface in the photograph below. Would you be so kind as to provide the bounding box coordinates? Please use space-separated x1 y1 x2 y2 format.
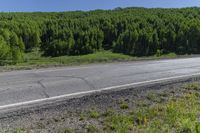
0 57 200 107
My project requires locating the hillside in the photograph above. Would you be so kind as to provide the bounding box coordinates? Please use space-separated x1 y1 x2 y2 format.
0 7 200 63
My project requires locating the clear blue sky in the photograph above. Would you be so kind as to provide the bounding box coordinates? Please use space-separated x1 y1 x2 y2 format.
0 0 199 12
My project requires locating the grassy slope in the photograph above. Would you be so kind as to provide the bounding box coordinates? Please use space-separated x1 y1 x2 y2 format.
0 51 177 71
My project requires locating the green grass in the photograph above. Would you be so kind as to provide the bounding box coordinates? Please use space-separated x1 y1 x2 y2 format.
0 50 178 71
85 84 200 133
65 128 74 133
89 110 100 119
87 125 99 133
118 99 129 109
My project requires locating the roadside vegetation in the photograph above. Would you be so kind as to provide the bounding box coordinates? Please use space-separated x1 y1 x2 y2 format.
1 50 177 71
80 84 200 133
5 83 200 133
0 7 200 66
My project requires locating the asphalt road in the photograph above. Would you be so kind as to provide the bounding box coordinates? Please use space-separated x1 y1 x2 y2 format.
0 57 200 107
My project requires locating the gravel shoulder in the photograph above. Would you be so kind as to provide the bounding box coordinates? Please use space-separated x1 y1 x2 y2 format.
0 77 200 133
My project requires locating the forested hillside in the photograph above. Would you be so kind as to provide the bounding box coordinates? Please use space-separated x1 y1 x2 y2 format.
1 7 200 62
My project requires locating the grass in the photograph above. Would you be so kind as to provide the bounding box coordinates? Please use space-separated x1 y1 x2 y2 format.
89 110 101 119
65 128 74 133
0 50 178 71
118 99 129 109
87 125 99 133
84 84 200 132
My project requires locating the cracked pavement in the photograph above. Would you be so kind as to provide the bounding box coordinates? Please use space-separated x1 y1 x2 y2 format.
0 57 200 106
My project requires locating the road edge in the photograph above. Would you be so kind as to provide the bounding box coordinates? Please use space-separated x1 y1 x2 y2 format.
0 73 200 116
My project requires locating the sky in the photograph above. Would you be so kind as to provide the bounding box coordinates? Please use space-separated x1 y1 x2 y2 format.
0 0 199 12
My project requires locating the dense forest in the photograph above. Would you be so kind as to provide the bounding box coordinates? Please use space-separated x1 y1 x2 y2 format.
1 7 200 62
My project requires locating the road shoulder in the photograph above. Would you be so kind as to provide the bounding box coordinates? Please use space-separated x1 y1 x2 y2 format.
1 75 200 132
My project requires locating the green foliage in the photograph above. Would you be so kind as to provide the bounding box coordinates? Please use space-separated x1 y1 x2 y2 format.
118 99 129 109
100 84 200 133
89 110 100 119
196 123 200 133
0 36 10 60
9 32 24 61
0 30 24 63
184 84 200 90
104 113 133 132
65 128 74 133
14 128 21 133
1 8 200 62
87 125 99 133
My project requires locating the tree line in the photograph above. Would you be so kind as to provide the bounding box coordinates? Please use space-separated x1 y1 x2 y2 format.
0 7 200 62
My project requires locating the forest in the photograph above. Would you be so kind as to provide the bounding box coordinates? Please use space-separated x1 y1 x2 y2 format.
1 7 200 62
